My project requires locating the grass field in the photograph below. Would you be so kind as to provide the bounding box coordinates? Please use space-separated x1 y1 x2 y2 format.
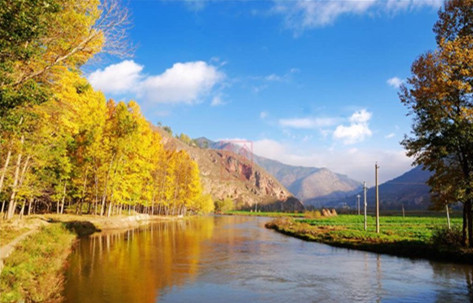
299 214 461 242
0 224 76 303
265 214 472 264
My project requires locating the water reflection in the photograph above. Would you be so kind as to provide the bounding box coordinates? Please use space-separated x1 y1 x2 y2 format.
430 261 473 302
64 217 215 303
64 216 473 303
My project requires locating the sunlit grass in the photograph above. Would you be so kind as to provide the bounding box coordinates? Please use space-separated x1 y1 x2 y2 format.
299 215 461 242
266 215 471 263
0 224 75 303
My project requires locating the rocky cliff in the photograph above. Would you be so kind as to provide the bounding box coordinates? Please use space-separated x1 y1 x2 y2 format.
157 129 304 212
197 137 361 205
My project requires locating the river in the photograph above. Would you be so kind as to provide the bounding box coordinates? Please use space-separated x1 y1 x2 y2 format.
63 216 473 302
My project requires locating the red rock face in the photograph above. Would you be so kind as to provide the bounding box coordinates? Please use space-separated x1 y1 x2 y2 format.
154 126 304 212
214 151 297 210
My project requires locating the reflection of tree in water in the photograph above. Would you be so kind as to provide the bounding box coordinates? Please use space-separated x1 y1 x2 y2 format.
429 261 473 303
63 217 215 303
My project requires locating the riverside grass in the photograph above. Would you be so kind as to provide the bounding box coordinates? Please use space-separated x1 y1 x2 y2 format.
0 224 76 303
265 215 473 264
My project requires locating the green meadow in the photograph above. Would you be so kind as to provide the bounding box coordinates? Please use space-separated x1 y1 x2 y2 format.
265 214 472 263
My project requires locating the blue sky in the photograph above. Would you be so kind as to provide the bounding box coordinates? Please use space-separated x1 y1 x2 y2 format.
86 0 444 184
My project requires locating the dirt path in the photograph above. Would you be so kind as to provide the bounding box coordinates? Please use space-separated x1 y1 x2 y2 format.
0 220 49 274
1 229 36 273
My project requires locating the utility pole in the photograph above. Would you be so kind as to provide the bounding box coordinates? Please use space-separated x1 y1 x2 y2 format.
363 181 367 231
375 162 380 234
357 194 361 215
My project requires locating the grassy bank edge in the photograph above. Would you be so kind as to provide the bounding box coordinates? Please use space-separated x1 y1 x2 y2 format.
265 218 473 265
0 223 76 303
224 210 304 218
42 213 180 236
0 214 178 303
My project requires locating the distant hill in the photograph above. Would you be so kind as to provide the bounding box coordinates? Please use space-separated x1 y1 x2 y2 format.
195 137 362 204
156 131 304 212
323 165 433 210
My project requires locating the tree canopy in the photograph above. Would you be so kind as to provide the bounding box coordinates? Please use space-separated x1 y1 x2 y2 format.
0 0 213 220
401 0 473 247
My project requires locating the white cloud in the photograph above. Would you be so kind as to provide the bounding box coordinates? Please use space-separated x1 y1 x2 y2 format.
88 60 143 94
273 0 376 31
253 139 287 160
387 0 443 12
279 117 338 129
141 61 224 104
173 0 207 11
265 74 282 81
302 135 312 142
88 60 225 105
385 133 395 139
333 109 372 144
272 0 443 32
260 111 268 119
257 68 300 83
349 109 372 123
211 95 225 106
387 76 403 88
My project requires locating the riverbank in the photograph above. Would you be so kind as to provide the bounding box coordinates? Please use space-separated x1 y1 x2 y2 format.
42 213 180 236
224 210 305 218
0 214 179 303
0 223 75 303
265 216 473 264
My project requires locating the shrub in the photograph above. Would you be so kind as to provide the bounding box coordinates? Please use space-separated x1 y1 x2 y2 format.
432 226 463 248
214 198 234 213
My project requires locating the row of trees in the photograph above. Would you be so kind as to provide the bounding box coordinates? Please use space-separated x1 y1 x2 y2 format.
0 0 213 219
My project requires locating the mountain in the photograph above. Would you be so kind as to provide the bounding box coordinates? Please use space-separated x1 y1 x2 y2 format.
156 130 304 212
195 137 362 204
324 165 433 210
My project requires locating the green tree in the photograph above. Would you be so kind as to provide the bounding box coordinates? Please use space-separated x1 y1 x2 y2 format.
400 0 473 247
0 0 130 118
215 197 234 213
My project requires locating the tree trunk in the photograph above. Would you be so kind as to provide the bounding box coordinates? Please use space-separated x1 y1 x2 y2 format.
0 198 6 217
19 199 26 219
6 137 24 220
94 170 99 215
463 201 468 247
467 199 473 248
101 157 115 216
107 189 115 217
78 167 88 215
0 148 12 215
27 199 33 216
14 154 31 218
60 182 67 214
57 180 62 214
100 193 107 216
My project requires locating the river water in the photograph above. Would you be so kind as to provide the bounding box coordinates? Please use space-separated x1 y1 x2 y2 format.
63 216 473 302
